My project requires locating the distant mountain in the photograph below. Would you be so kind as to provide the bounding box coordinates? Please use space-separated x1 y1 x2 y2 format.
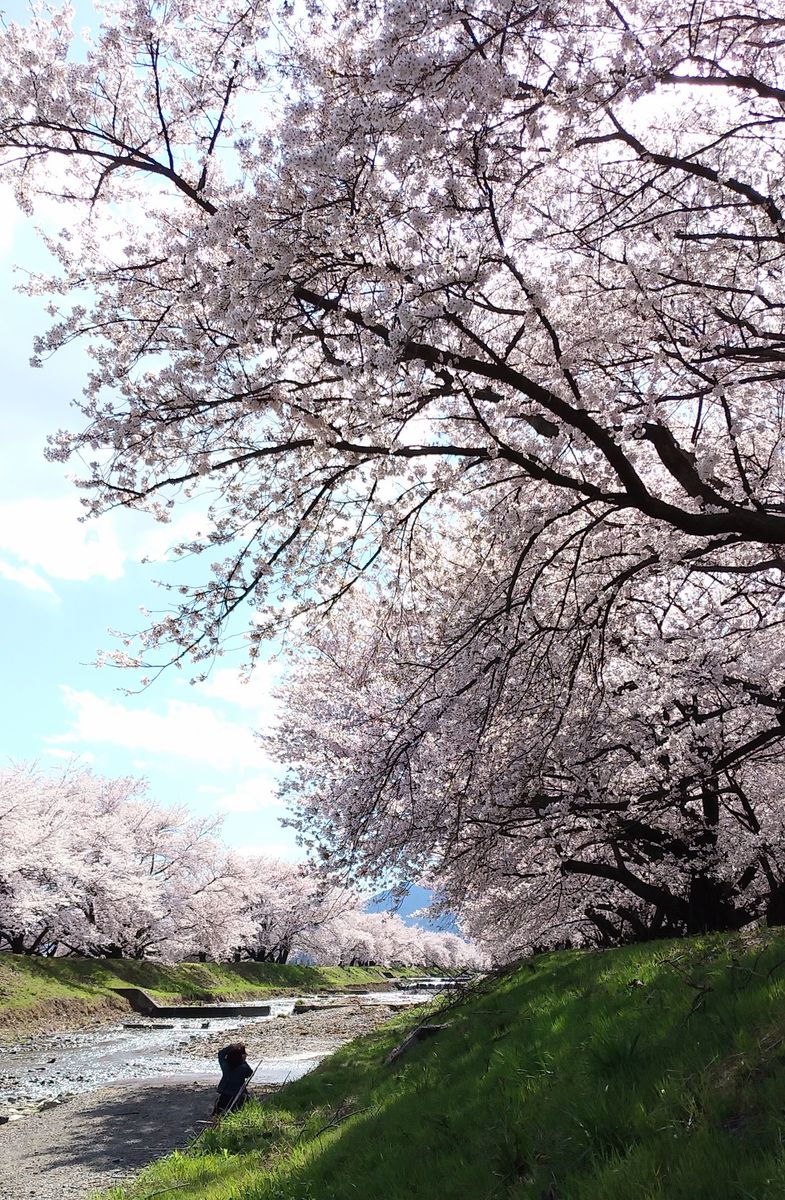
366 884 459 933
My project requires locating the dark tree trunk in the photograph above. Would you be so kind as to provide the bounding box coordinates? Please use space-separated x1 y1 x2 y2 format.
766 881 785 927
685 872 732 934
585 906 621 947
684 781 742 934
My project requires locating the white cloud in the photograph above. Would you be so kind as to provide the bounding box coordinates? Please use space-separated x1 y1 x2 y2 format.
215 775 284 813
196 663 281 714
135 510 208 563
52 686 272 772
234 837 304 863
0 558 57 595
0 495 125 582
44 747 95 764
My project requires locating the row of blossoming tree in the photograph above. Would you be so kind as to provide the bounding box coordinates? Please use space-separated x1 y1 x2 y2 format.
0 764 480 968
2 0 785 958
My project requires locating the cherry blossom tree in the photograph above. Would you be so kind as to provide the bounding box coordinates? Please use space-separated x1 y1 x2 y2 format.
302 906 483 968
0 763 481 963
0 0 782 664
2 1 785 946
0 763 248 959
0 762 85 955
275 538 785 949
235 857 346 963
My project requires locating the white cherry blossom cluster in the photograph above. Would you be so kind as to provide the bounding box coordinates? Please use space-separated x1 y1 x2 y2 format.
2 0 785 944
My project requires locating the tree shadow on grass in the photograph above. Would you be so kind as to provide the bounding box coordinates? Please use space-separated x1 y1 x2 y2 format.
227 944 785 1200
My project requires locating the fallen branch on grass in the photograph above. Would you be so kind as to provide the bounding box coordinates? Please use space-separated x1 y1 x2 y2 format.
307 1102 371 1140
385 1024 449 1066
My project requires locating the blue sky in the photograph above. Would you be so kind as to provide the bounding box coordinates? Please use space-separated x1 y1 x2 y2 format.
0 148 301 861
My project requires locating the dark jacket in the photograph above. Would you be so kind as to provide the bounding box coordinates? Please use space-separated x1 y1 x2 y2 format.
217 1046 253 1097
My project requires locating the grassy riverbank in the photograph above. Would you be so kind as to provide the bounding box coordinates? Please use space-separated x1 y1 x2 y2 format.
0 955 437 1030
102 929 785 1200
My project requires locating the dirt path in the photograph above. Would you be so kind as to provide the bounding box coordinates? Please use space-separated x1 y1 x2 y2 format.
0 1081 212 1200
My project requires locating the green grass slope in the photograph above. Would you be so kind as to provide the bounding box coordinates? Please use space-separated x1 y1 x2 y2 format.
0 955 434 1026
102 931 785 1200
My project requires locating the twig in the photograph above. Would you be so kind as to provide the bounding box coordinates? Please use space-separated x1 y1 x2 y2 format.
299 1103 371 1142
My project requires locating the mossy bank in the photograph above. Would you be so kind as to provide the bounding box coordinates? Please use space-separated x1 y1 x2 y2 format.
0 955 439 1034
102 930 785 1200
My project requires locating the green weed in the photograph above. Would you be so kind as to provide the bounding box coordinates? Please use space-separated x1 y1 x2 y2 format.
83 931 785 1200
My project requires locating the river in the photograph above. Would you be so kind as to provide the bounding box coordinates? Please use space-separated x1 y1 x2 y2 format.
0 988 434 1121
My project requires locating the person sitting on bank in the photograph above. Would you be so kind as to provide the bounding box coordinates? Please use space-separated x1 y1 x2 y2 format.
213 1041 253 1117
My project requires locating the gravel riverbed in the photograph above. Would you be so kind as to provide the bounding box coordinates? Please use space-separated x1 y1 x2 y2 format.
0 1081 215 1200
0 995 427 1200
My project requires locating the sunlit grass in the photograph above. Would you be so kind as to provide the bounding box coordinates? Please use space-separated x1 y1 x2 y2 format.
0 955 438 1020
96 931 785 1200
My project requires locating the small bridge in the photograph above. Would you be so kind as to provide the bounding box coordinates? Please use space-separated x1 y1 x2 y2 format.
111 987 271 1018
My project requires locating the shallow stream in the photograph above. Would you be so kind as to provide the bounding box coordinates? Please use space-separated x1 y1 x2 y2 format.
0 988 433 1121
